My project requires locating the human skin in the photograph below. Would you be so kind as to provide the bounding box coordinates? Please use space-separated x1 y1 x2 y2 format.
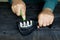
38 8 54 28
11 0 26 20
11 0 56 28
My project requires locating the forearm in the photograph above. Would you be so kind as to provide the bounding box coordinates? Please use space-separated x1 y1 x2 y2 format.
43 0 58 12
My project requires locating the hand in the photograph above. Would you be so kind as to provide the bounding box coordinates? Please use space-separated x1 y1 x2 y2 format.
11 0 26 20
38 8 54 28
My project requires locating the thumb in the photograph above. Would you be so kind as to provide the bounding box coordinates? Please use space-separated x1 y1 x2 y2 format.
16 7 21 16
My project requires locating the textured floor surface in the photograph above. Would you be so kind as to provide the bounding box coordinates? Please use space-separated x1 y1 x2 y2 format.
0 2 60 40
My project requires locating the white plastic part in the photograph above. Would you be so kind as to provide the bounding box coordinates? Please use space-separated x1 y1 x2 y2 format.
19 20 33 28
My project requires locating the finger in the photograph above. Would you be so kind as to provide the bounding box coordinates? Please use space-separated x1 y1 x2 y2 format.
46 15 52 26
46 20 50 26
11 6 16 13
46 16 51 26
50 17 54 25
43 17 47 27
16 6 21 16
38 17 43 27
46 17 50 26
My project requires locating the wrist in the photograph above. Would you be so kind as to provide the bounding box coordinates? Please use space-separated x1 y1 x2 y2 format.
42 8 53 13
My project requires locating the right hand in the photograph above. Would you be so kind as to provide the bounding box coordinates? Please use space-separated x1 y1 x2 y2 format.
11 0 26 20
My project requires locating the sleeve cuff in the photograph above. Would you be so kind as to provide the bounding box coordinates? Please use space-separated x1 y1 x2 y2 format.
43 0 58 11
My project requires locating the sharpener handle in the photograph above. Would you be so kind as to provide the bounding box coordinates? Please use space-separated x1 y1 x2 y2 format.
20 10 26 20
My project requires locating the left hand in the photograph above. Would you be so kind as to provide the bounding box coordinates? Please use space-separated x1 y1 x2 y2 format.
38 8 54 28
